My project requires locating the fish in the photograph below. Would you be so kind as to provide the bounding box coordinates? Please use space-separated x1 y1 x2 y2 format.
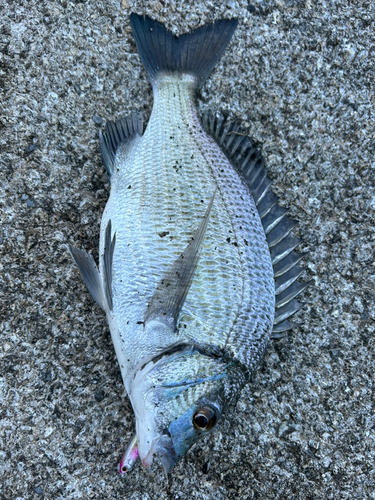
68 14 308 474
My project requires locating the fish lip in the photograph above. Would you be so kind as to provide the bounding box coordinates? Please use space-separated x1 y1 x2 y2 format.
141 453 154 468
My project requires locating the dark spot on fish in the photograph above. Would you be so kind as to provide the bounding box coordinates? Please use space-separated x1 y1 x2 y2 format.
170 136 174 139
226 237 231 243
191 154 194 159
136 321 144 325
128 185 131 189
232 242 238 247
159 231 170 238
201 200 204 203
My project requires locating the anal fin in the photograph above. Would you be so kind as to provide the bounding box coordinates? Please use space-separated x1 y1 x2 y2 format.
99 114 143 177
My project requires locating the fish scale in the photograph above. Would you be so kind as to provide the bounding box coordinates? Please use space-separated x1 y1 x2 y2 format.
68 14 307 473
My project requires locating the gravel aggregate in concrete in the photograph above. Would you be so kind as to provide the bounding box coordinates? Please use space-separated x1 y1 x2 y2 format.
1 0 375 498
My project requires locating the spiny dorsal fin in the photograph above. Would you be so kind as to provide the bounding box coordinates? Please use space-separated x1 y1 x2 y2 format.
201 111 309 334
99 114 143 177
145 190 216 331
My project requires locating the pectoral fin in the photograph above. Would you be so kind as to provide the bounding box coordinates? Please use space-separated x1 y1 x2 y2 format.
145 191 216 331
103 220 116 311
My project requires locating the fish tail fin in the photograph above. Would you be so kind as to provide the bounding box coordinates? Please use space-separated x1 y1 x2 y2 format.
130 14 237 87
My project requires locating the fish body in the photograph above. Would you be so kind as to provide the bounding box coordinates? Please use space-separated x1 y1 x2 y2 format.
69 14 306 473
102 73 274 386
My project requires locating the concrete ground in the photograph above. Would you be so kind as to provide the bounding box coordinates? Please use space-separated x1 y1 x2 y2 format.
1 0 374 498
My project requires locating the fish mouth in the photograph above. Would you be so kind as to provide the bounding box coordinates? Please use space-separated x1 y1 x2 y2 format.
140 433 176 474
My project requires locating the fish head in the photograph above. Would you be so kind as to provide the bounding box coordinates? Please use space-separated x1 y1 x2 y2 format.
128 343 239 473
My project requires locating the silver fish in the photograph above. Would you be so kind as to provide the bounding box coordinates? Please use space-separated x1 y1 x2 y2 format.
69 14 307 474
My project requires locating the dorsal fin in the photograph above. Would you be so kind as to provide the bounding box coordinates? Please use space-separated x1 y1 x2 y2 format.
99 114 143 176
144 191 216 331
201 112 308 334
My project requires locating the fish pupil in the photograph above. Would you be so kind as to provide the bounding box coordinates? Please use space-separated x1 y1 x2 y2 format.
195 415 208 428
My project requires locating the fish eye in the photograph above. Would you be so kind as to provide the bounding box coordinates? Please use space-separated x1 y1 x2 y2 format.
193 405 217 431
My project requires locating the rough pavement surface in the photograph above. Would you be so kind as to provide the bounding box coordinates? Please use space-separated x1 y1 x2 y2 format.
1 0 375 498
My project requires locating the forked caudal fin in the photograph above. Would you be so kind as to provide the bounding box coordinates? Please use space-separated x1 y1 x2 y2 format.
130 14 238 87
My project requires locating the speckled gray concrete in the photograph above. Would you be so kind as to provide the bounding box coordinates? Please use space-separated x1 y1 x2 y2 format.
1 0 375 498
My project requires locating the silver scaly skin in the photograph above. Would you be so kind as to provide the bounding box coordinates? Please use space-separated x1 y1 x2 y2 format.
102 73 274 385
69 14 306 474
